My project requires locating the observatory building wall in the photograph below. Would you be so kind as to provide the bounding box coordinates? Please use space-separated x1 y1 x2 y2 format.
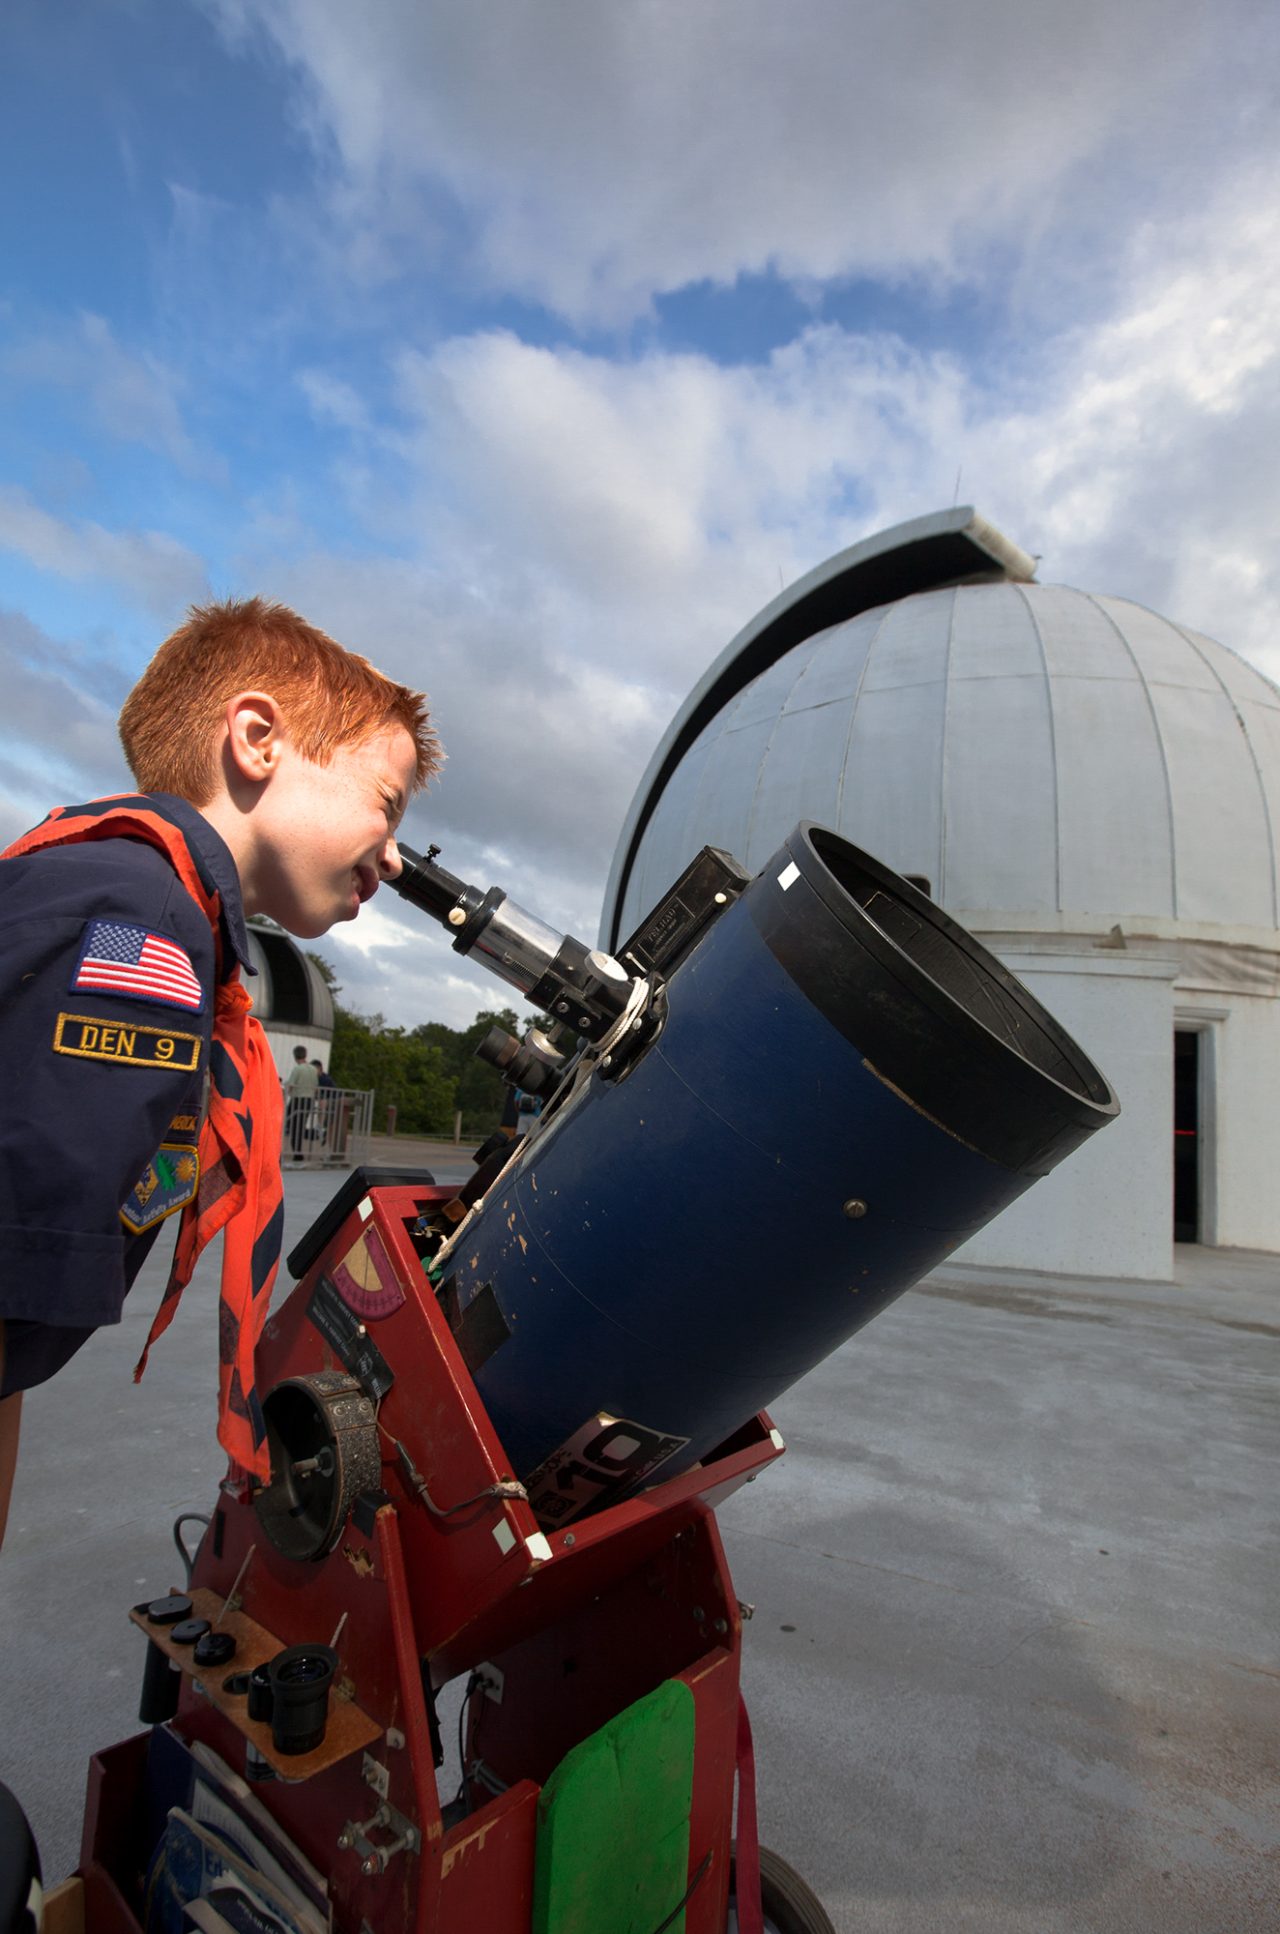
948 947 1179 1280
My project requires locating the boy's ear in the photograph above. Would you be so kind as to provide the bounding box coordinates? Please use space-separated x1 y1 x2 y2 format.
223 691 286 786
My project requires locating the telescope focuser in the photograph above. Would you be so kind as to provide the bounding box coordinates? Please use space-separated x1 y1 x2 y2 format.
394 844 636 1043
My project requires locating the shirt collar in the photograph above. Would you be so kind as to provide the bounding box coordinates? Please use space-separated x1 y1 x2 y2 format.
148 793 256 977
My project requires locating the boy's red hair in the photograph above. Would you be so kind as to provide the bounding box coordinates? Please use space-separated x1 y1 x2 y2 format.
118 596 441 802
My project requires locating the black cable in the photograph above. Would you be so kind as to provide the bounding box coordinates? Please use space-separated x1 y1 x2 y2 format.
645 1851 712 1934
455 1672 481 1815
172 1513 211 1587
383 1428 527 1516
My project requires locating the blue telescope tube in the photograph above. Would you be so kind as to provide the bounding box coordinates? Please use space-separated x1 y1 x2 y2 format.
441 825 1118 1515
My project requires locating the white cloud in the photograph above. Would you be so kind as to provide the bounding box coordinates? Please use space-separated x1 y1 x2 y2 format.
297 368 370 433
0 488 209 616
263 157 1280 999
2 312 211 476
203 0 1274 324
970 175 1280 679
0 610 133 823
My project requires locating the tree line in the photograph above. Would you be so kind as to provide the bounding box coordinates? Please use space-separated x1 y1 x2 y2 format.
330 1001 527 1136
308 953 528 1136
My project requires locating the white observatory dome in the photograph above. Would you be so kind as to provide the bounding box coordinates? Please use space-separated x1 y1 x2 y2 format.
608 572 1280 946
602 508 1280 1281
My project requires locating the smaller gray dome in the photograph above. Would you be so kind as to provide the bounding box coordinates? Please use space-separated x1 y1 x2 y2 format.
245 925 335 1031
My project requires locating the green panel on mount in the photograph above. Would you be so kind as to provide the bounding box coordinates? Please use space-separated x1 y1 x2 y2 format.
531 1677 697 1934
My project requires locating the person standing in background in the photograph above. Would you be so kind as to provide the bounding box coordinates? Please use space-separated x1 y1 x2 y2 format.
283 1044 319 1160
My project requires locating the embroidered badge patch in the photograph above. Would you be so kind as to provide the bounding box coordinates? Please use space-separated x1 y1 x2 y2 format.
71 919 204 1012
52 1011 202 1071
120 1143 201 1232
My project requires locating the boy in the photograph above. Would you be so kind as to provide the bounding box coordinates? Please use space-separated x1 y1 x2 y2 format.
0 597 440 1545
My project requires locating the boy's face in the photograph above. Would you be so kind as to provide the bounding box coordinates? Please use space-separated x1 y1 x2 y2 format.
251 724 419 939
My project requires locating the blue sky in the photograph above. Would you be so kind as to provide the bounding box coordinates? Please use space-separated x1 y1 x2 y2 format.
2 0 1278 1025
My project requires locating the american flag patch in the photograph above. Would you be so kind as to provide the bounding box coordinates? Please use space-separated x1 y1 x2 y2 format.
71 920 204 1013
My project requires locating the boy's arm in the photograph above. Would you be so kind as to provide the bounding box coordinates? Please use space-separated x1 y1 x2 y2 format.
0 844 215 1397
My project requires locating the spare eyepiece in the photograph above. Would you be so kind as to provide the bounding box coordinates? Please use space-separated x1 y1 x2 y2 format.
266 1644 339 1756
475 1024 565 1098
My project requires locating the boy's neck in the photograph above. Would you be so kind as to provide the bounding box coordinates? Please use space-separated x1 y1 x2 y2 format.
195 796 265 917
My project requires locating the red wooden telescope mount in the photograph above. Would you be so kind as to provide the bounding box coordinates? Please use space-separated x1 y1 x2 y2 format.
78 1171 832 1934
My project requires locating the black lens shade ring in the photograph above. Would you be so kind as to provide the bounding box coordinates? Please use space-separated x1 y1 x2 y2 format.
748 824 1119 1174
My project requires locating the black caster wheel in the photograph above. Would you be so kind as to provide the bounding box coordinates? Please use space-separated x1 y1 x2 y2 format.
0 1782 42 1934
728 1843 837 1934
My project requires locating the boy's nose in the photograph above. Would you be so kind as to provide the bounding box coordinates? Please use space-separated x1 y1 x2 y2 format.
380 836 404 881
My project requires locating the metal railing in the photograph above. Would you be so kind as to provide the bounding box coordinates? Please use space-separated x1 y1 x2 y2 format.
282 1086 375 1168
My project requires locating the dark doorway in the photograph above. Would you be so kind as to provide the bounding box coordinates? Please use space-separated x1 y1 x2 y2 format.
1173 1030 1200 1243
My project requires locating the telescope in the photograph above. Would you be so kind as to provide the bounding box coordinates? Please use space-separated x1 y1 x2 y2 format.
389 823 1118 1514
79 825 1116 1934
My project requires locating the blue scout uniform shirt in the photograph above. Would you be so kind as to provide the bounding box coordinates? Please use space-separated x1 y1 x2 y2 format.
0 796 254 1397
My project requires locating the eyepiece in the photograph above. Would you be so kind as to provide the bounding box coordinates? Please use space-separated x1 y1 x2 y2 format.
393 842 474 924
267 1643 339 1756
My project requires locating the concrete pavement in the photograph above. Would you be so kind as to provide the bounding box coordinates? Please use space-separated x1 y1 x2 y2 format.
720 1247 1279 1931
1 1160 1275 1930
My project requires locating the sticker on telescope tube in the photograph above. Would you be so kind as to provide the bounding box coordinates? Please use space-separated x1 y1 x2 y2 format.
523 1413 688 1528
331 1226 406 1321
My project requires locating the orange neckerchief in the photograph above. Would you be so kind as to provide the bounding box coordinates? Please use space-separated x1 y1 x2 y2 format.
3 797 283 1481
